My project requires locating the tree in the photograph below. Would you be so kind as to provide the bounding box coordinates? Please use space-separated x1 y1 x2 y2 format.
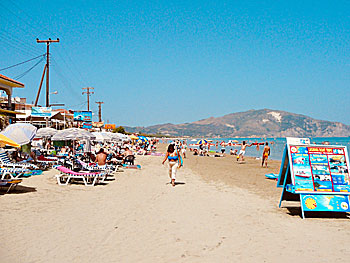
113 126 126 134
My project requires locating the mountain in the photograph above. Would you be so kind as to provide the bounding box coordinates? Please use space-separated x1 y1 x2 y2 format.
125 109 350 138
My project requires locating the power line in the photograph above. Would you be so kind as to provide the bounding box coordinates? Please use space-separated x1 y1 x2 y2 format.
1 1 89 87
0 54 45 71
0 34 41 57
0 31 41 55
14 57 45 79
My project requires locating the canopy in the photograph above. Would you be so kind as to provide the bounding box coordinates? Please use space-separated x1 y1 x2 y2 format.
0 134 20 147
35 127 58 138
52 128 95 141
1 123 37 145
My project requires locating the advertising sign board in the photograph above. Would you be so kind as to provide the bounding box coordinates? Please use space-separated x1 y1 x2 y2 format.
277 138 350 219
31 107 52 117
104 124 116 130
74 111 92 122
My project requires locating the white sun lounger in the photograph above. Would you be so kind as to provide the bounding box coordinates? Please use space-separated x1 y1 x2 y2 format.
54 166 107 186
0 152 38 170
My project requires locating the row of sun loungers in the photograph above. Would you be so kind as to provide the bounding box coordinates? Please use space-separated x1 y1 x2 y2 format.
1 150 138 191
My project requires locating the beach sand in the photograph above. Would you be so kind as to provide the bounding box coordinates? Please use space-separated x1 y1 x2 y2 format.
1 144 350 262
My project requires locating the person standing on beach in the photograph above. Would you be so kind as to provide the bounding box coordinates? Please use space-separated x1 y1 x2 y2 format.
236 141 252 162
181 142 187 158
162 144 182 187
261 142 270 167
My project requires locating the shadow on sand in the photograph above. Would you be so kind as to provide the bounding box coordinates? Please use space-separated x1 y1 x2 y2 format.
285 207 350 219
166 181 186 186
0 185 37 195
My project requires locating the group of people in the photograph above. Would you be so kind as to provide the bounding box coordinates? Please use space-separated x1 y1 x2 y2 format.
189 140 271 167
162 139 271 187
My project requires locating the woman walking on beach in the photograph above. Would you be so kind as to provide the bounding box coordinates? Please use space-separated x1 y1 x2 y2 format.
162 144 182 187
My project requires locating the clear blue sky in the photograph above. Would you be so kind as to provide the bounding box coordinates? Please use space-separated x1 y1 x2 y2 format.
1 0 349 126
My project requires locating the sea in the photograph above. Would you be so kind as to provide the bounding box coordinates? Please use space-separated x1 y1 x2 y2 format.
185 137 350 161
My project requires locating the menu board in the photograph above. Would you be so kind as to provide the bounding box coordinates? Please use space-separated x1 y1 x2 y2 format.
289 145 350 193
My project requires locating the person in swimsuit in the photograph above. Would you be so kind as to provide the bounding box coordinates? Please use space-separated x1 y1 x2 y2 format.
162 144 182 187
262 142 270 167
95 148 107 168
237 141 252 162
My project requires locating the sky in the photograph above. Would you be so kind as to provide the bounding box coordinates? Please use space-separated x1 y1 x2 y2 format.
0 0 350 126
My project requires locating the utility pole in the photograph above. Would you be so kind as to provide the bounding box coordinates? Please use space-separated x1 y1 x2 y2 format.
82 87 94 111
36 38 59 107
95 101 104 122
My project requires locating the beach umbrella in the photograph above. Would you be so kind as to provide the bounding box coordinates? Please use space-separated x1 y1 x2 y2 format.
129 134 139 140
52 128 95 141
0 134 20 148
1 123 37 145
197 139 208 145
35 127 58 138
138 135 148 142
92 132 113 142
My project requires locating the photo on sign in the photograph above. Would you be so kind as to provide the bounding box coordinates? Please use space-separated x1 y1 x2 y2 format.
328 155 348 174
309 154 328 165
329 155 345 164
295 180 314 192
313 180 333 192
291 153 309 166
312 172 331 182
294 168 312 179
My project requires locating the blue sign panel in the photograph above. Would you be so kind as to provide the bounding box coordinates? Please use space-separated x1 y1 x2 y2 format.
31 107 52 117
73 111 92 122
301 194 350 212
82 122 92 129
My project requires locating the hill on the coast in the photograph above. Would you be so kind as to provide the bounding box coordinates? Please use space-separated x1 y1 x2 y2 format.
125 109 350 138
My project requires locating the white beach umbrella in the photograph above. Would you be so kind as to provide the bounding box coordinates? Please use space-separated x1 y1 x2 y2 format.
52 128 95 141
1 123 37 145
35 127 58 138
92 132 113 142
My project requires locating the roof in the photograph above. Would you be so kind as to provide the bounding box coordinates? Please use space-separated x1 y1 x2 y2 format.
0 108 25 115
0 74 24 88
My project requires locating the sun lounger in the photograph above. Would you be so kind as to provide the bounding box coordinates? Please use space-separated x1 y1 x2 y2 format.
0 152 38 170
54 166 107 186
0 178 22 193
76 159 119 174
122 164 141 169
0 167 32 179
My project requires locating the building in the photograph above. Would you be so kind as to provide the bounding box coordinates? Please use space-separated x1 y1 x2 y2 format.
0 74 25 129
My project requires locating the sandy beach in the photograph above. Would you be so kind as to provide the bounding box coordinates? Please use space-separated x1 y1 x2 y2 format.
1 144 350 263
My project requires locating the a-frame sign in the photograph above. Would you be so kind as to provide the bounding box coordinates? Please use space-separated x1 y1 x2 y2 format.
277 138 350 219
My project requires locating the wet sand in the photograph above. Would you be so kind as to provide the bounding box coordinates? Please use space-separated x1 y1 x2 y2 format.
1 144 350 262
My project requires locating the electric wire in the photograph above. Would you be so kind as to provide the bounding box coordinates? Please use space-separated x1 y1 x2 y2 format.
0 54 46 71
2 1 87 87
14 57 45 80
